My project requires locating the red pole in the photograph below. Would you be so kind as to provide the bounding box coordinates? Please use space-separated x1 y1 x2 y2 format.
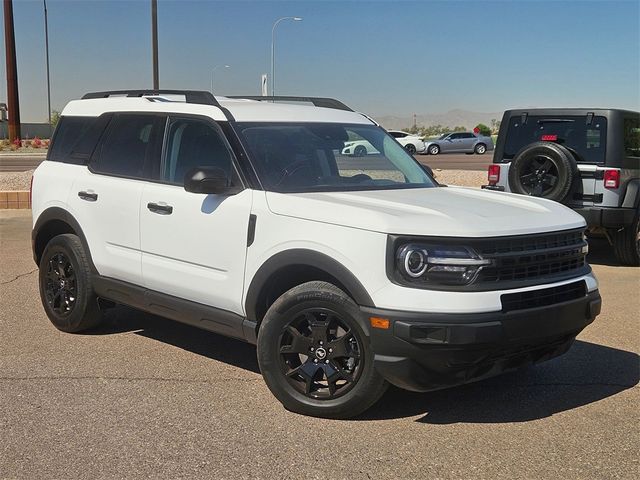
3 0 21 142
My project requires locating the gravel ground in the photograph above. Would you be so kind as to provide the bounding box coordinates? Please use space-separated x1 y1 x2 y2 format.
433 169 485 187
0 169 486 192
0 170 34 191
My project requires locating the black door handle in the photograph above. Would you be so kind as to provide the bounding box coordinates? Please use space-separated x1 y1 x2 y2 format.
78 191 98 202
147 202 173 215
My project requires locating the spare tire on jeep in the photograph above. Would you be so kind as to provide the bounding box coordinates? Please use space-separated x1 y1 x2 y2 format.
508 142 577 201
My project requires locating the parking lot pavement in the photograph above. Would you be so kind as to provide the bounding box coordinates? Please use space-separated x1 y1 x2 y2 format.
1 209 638 479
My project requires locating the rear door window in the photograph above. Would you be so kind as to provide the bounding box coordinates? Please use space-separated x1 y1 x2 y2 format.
504 115 607 163
91 114 165 179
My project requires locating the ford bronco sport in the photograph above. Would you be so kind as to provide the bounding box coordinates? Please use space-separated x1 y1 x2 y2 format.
483 108 640 265
32 91 601 418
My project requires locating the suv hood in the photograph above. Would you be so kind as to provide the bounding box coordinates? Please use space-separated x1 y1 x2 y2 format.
265 187 586 237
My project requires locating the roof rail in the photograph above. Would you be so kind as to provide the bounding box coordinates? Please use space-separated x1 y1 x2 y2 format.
81 90 220 106
228 96 353 112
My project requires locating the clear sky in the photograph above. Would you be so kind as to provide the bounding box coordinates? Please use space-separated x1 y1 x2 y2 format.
0 0 638 122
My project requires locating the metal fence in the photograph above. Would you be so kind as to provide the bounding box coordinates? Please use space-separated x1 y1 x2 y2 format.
0 123 54 139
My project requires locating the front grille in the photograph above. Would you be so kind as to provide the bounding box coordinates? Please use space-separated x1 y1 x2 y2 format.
501 281 587 313
476 228 588 286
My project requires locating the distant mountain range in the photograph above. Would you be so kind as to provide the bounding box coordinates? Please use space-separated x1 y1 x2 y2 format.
372 109 503 131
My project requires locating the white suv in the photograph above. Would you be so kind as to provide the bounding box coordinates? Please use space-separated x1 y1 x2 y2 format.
32 90 601 419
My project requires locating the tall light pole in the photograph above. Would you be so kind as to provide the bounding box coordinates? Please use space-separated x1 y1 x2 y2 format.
3 0 20 142
270 16 302 97
43 0 52 135
151 0 159 89
210 65 230 94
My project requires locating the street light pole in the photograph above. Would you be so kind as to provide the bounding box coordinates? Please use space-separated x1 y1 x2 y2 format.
270 16 302 97
151 0 159 89
3 0 20 142
210 65 230 94
43 0 52 135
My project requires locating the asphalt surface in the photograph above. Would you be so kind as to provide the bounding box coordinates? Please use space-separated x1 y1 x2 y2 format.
1 210 638 479
0 152 489 173
0 154 47 172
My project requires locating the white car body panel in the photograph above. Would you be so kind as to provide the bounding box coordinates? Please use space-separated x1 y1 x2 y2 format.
66 166 144 284
241 189 595 314
264 186 586 237
31 162 77 227
139 185 253 314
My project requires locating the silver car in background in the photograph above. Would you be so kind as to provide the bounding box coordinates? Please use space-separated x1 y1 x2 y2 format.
424 132 494 155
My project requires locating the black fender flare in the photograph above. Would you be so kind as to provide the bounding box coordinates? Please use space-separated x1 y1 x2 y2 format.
32 207 95 271
621 179 640 210
244 249 375 323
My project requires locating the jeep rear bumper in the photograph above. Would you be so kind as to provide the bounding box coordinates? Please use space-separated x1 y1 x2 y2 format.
573 206 637 229
362 289 601 392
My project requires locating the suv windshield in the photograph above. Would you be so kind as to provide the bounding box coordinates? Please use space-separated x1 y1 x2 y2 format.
504 115 607 163
237 123 436 192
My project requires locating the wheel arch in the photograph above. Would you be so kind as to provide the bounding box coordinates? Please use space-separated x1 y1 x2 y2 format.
245 249 375 325
32 207 95 271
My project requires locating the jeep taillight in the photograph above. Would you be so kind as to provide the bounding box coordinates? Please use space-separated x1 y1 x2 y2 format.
603 170 620 189
488 165 500 185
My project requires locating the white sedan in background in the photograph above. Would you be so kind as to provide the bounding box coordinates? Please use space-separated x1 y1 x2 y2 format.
388 130 427 154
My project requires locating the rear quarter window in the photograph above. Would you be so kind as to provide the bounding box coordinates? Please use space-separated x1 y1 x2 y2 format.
48 116 99 164
624 117 640 157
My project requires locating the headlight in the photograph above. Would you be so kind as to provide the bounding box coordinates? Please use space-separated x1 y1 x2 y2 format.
396 244 491 286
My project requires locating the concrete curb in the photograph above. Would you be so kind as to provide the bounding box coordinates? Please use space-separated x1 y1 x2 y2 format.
0 190 30 209
0 152 47 156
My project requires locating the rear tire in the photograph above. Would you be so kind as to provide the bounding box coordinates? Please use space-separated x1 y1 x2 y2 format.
38 234 103 333
257 281 388 419
508 142 576 201
612 214 640 266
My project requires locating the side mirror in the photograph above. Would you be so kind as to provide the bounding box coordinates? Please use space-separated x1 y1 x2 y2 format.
420 163 434 177
184 167 238 195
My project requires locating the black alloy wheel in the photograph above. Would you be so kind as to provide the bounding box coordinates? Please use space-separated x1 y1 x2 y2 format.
405 143 417 155
257 281 387 418
43 252 77 316
38 234 104 333
508 141 576 201
517 154 560 196
279 308 362 399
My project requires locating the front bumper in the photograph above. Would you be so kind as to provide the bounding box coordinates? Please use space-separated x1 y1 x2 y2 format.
573 206 637 229
362 289 601 392
481 184 505 191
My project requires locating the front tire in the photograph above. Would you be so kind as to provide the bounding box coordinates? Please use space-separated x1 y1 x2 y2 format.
475 143 487 154
257 281 387 419
38 234 103 333
428 144 440 155
612 214 640 266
